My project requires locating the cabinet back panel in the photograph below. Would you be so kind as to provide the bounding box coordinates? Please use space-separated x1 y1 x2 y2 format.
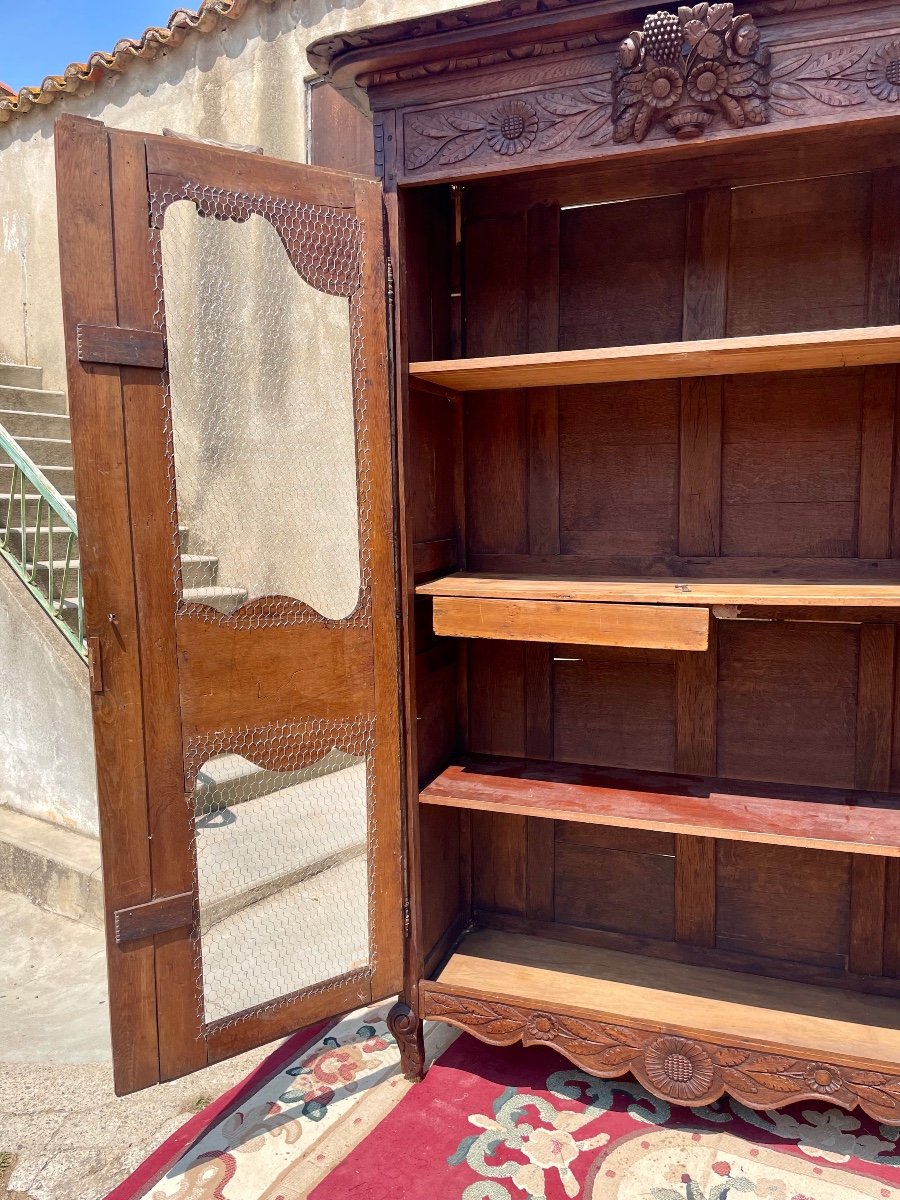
410 388 461 545
554 823 676 940
716 842 852 969
721 371 863 558
559 195 686 349
559 382 680 556
726 174 872 337
553 646 676 773
717 622 859 788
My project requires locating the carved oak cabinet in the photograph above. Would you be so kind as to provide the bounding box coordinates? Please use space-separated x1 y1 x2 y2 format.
310 0 900 1119
53 0 900 1120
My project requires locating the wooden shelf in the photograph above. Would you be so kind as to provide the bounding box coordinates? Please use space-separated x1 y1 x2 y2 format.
417 572 900 609
424 931 900 1070
420 755 900 856
409 325 900 392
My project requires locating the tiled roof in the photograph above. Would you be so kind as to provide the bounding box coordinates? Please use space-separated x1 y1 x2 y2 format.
0 0 276 125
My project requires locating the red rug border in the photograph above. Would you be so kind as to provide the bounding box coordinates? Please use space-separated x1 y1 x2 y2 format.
104 1018 334 1200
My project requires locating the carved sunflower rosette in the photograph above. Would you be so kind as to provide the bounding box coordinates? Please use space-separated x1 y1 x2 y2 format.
614 3 770 143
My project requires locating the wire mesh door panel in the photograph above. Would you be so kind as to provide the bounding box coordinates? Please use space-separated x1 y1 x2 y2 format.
150 154 401 1043
57 121 401 1092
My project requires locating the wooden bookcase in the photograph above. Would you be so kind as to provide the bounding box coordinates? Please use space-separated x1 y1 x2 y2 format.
54 0 900 1117
313 0 900 1117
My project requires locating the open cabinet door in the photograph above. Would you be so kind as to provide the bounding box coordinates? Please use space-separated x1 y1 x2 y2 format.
55 115 404 1094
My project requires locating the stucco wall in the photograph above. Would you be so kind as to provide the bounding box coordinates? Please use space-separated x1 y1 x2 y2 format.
0 0 468 389
0 0 467 835
0 567 97 834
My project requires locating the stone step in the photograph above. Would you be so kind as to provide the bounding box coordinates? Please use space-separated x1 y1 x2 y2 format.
3 526 76 563
12 436 73 468
29 560 82 600
0 385 66 415
0 363 43 388
0 409 70 439
0 806 102 927
33 553 216 595
0 461 74 492
179 552 218 589
0 493 76 522
194 748 357 814
195 757 368 929
183 584 248 613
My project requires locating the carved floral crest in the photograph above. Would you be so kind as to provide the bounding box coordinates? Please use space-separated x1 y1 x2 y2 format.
614 3 770 142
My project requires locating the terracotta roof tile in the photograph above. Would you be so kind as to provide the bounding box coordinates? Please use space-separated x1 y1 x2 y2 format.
0 0 276 124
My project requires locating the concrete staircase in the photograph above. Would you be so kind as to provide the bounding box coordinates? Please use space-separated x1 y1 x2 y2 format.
0 362 248 634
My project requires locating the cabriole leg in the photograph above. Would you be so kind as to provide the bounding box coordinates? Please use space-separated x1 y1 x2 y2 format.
388 1000 426 1082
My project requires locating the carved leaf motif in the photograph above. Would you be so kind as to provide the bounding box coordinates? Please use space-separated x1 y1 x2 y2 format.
405 139 449 171
770 98 803 117
799 46 867 77
771 80 809 99
720 92 746 126
727 62 757 83
538 119 583 151
438 129 486 165
577 109 612 138
409 115 456 138
770 52 810 79
581 85 612 105
739 95 767 123
633 104 653 141
797 80 862 106
445 112 487 132
707 3 736 32
540 92 592 115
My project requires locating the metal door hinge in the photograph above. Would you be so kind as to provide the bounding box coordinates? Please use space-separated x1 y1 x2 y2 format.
386 257 395 318
403 896 411 938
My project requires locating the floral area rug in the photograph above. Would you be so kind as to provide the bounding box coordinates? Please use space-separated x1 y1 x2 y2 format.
310 1033 900 1200
112 1001 458 1200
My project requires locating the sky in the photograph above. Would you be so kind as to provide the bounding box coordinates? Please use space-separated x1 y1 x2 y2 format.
0 0 179 92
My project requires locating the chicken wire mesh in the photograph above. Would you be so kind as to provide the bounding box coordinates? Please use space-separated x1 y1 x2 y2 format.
148 183 380 1029
151 183 372 628
187 718 376 1028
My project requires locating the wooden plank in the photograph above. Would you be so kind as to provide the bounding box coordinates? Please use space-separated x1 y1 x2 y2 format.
426 930 900 1070
526 202 560 557
683 188 730 341
855 623 895 792
679 377 723 556
109 130 206 1081
77 323 166 368
858 367 897 559
675 621 717 775
419 572 900 608
420 755 900 857
885 859 900 978
55 116 159 1094
146 136 358 208
849 855 887 977
675 835 716 948
115 892 193 945
410 326 900 392
432 596 709 651
413 537 458 579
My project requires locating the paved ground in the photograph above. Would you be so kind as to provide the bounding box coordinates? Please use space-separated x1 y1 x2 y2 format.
0 891 273 1200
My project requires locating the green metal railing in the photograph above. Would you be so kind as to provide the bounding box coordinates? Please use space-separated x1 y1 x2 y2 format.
0 421 86 658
